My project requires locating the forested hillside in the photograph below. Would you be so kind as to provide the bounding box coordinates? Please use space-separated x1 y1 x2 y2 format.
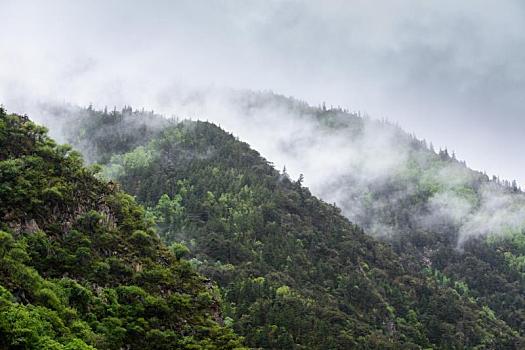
220 92 525 337
0 108 245 349
48 104 525 349
160 90 525 339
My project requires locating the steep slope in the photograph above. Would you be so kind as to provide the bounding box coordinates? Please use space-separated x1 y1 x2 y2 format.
152 89 525 337
52 106 524 349
220 92 525 335
0 108 245 349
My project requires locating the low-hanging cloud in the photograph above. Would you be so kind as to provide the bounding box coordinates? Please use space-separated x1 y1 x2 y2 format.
27 87 525 246
2 0 525 185
182 90 525 245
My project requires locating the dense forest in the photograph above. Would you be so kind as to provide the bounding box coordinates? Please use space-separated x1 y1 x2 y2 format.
36 100 525 349
0 108 245 349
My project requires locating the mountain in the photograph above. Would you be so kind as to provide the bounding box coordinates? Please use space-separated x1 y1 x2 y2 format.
215 91 525 336
0 108 245 349
231 92 525 337
154 89 525 338
42 102 525 349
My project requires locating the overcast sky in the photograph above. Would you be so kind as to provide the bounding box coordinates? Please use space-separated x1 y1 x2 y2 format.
1 0 525 184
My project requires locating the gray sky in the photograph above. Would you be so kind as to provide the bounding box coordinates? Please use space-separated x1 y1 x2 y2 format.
2 0 525 184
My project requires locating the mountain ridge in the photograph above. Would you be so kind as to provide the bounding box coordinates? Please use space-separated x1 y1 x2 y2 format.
41 101 524 348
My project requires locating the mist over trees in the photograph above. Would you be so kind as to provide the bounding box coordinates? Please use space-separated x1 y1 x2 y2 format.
27 96 525 348
34 91 525 246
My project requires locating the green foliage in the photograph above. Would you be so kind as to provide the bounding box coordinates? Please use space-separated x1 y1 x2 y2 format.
170 242 191 259
0 111 246 349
